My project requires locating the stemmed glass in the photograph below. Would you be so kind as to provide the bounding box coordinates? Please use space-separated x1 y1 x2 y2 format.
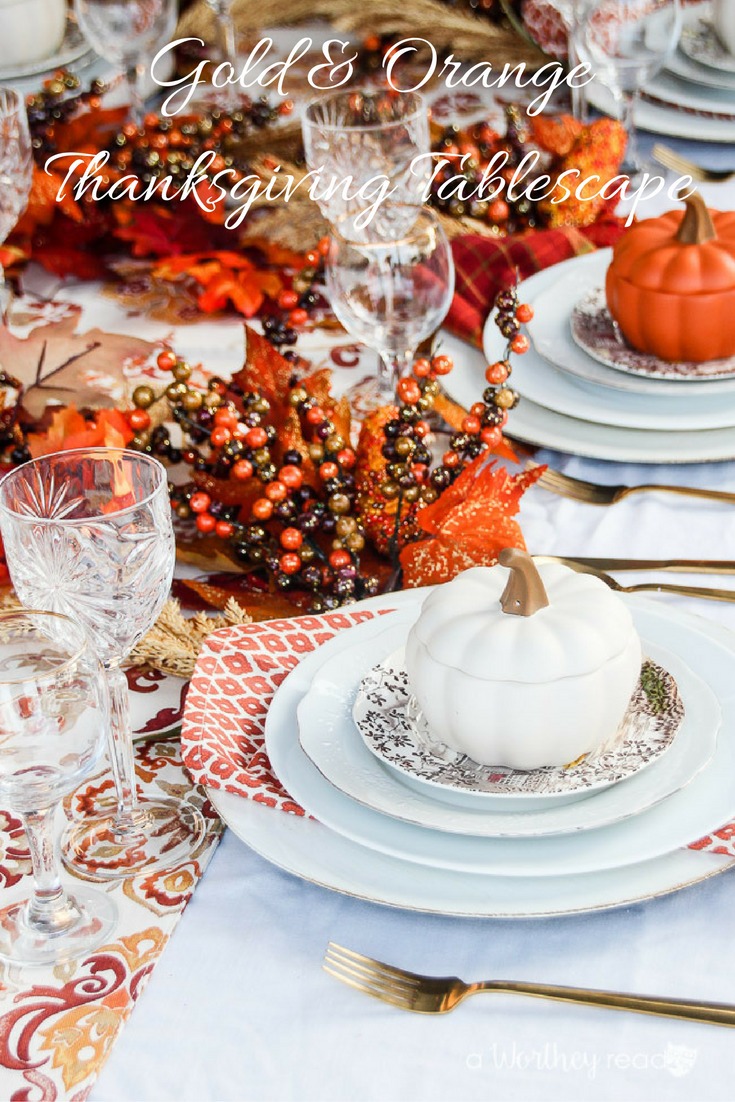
573 0 682 176
302 89 431 239
0 87 33 316
0 609 116 965
0 448 206 879
73 0 178 128
205 0 238 77
326 207 455 403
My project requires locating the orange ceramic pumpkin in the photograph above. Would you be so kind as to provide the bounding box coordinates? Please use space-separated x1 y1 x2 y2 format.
605 194 735 363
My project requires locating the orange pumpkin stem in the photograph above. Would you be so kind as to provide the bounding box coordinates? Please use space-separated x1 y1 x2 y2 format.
499 548 549 617
676 191 716 245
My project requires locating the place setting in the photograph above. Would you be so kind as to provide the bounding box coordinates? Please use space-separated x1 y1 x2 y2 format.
442 187 735 464
578 0 735 145
180 547 735 919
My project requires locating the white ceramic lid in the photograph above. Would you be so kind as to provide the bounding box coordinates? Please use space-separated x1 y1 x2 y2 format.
408 563 638 683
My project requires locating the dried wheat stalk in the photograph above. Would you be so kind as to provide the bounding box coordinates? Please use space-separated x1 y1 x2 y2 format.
178 0 543 68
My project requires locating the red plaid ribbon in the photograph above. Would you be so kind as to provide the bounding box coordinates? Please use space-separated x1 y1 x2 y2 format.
446 218 626 347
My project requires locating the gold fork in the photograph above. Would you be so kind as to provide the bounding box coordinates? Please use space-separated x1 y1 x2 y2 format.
652 143 735 185
324 944 735 1027
533 464 735 507
533 556 735 603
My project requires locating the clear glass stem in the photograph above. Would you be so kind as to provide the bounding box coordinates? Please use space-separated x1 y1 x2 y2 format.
22 804 77 936
619 88 643 175
0 260 7 323
125 63 146 130
104 664 140 830
378 350 413 399
222 9 238 69
567 31 586 122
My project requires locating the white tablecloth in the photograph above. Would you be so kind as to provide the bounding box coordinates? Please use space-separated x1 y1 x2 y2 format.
92 132 735 1102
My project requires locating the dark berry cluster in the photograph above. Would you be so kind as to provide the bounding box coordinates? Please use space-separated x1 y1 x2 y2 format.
110 98 292 187
25 72 107 160
132 350 379 612
428 107 540 233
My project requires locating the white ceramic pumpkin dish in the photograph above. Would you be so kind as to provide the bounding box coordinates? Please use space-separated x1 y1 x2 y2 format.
264 595 735 878
403 556 642 771
298 620 717 838
354 647 684 804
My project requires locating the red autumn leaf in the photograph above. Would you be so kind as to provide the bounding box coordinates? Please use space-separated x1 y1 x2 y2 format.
113 202 226 258
14 166 84 234
231 325 296 414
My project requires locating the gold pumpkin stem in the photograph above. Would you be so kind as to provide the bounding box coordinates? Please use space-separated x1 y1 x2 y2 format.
676 190 716 245
499 548 550 617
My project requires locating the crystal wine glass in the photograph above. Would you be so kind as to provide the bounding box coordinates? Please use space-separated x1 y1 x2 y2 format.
0 609 116 966
0 448 206 879
302 88 431 239
205 0 238 74
326 206 455 403
573 0 682 175
0 87 33 316
73 0 178 128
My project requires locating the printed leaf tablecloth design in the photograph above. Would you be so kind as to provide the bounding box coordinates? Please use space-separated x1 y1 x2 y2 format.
0 671 223 1102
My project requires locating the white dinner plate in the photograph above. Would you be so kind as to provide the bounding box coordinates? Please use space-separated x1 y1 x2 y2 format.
523 253 735 398
666 48 735 92
441 331 735 464
210 598 735 918
266 594 735 877
208 788 734 918
297 618 718 838
480 285 735 433
643 70 735 121
585 80 735 143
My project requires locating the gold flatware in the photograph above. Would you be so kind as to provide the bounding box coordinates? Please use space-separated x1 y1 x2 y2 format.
533 465 735 507
324 944 735 1026
533 556 735 603
652 143 735 185
545 557 735 576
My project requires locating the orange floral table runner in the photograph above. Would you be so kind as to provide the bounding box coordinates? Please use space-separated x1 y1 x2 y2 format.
0 671 223 1102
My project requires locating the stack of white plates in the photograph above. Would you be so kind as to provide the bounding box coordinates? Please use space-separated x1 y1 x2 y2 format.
208 588 735 919
441 249 735 464
587 1 735 143
0 13 109 97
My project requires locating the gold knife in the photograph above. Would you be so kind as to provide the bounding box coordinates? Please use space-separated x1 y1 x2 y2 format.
542 558 735 576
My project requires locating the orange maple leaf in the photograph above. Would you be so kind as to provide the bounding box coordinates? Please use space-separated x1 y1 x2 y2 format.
27 406 133 459
399 458 544 588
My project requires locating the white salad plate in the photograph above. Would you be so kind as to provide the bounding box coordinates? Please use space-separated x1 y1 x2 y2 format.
209 598 735 918
354 649 690 803
679 15 735 75
265 594 735 878
571 288 735 383
524 253 735 397
297 615 718 838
